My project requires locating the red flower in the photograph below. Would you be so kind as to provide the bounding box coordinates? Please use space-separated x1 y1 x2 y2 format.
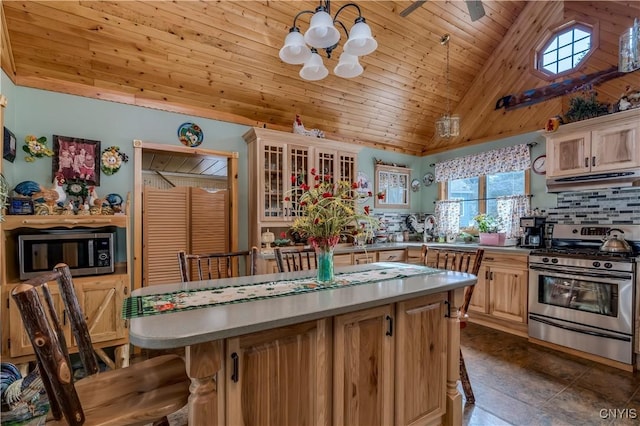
368 191 372 197
377 192 385 200
280 232 287 238
314 218 320 224
300 201 307 206
314 175 320 181
364 206 370 214
301 183 310 191
351 182 359 189
314 184 320 188
284 196 290 201
291 175 296 184
324 175 332 182
322 192 332 198
311 168 317 175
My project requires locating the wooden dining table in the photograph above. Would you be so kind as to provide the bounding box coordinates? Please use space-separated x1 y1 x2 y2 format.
127 262 476 425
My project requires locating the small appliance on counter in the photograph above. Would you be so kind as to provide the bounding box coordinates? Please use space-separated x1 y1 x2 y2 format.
519 216 545 248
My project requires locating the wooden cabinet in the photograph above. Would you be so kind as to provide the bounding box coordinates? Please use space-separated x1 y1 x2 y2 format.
1 214 131 364
395 293 448 426
333 304 394 426
469 252 528 336
244 128 361 250
225 319 332 426
546 109 640 177
333 294 448 426
406 246 424 265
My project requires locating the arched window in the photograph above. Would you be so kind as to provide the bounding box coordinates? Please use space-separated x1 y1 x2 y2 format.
534 21 598 80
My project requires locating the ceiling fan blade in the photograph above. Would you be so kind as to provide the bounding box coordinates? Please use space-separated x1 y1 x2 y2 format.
400 0 427 18
465 0 485 21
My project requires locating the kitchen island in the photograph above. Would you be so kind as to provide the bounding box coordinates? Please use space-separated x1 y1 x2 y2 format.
128 263 477 426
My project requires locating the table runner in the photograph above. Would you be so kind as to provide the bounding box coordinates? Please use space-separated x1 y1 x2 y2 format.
122 264 443 319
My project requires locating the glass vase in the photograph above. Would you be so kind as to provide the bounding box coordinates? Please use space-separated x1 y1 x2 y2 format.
315 245 335 283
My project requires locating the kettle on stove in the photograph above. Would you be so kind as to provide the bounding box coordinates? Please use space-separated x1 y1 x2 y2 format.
600 228 633 253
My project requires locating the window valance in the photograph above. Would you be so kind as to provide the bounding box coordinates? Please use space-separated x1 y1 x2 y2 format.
435 144 530 182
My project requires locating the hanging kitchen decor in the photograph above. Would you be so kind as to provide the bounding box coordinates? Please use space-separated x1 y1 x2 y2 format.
435 34 460 138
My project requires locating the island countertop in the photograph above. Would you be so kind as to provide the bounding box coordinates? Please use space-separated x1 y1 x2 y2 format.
128 262 477 349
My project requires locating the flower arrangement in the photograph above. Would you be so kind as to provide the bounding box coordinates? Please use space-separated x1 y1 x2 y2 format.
100 146 129 175
473 214 501 233
285 169 379 250
274 231 291 247
23 135 53 162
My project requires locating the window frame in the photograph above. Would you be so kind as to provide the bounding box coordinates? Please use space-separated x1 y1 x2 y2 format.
532 19 599 81
439 171 531 227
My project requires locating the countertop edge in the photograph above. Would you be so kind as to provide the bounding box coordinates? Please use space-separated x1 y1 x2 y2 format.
129 265 476 349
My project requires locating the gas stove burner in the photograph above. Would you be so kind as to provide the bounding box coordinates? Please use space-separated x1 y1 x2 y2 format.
530 247 637 261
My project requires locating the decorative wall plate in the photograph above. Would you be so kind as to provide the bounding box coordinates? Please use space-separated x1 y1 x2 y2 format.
423 172 435 186
177 122 204 147
411 178 421 192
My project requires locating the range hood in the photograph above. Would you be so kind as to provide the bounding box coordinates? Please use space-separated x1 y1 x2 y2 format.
546 169 640 193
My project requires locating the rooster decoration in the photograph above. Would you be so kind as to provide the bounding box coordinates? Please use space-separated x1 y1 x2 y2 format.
1 363 49 423
293 115 325 138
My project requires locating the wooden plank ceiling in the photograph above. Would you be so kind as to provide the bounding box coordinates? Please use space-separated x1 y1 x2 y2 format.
1 1 638 156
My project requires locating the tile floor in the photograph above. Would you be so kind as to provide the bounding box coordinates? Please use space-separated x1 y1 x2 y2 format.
461 323 640 426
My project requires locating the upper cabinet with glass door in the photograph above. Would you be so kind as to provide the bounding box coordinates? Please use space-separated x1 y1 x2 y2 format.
244 128 361 248
374 164 411 209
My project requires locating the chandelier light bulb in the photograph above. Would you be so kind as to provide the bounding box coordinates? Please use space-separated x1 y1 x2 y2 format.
334 52 363 78
343 18 377 56
300 50 329 81
304 8 341 48
279 29 312 64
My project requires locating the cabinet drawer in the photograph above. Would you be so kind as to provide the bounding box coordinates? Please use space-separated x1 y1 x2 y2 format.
354 253 375 265
377 250 406 262
334 254 353 267
481 252 527 268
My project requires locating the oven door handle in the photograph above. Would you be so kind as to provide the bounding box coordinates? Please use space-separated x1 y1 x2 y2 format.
529 315 631 342
529 265 633 280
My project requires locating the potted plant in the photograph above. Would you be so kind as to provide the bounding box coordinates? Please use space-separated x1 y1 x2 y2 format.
474 214 506 246
564 90 610 123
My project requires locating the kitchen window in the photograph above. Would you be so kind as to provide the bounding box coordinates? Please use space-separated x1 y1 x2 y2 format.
533 20 598 80
435 144 531 234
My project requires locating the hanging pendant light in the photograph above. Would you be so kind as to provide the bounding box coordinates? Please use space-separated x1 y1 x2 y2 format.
435 34 461 138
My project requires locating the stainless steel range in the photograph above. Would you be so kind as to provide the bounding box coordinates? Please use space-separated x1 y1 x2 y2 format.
528 224 640 365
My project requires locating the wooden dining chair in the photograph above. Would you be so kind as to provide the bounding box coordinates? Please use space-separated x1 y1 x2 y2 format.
177 246 259 281
11 263 190 426
274 247 318 272
422 245 484 404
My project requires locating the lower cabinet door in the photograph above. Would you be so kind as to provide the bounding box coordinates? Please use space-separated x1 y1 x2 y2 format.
75 275 128 344
225 319 331 426
395 293 448 426
8 283 68 357
333 304 394 426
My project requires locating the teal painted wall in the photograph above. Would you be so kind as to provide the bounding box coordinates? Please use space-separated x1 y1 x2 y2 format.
2 70 557 249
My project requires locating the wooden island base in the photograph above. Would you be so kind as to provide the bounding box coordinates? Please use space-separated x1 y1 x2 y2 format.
183 289 464 426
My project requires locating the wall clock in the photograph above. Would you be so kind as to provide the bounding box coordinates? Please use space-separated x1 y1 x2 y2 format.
532 155 546 175
411 178 421 192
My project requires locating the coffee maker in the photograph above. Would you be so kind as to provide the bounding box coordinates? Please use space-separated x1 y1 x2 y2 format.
519 216 546 248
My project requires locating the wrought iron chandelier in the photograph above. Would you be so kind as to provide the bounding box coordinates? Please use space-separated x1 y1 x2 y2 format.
279 1 377 81
435 34 461 138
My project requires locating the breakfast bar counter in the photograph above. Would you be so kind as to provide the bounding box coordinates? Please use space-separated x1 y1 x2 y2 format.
128 263 477 426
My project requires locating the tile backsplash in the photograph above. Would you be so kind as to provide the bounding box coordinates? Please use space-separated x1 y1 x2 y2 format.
544 187 640 225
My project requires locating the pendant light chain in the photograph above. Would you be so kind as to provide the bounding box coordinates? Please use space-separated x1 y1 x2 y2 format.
443 33 451 119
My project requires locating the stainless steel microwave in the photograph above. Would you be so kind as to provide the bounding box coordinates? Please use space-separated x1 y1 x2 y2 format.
18 231 115 280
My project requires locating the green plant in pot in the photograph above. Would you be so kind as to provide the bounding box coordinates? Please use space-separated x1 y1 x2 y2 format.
473 214 500 233
564 90 610 123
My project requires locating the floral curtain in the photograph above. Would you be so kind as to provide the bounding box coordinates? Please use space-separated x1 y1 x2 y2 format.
497 195 530 238
435 144 531 182
434 200 461 236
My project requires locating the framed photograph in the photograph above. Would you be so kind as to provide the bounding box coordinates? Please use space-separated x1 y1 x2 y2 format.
52 135 101 186
3 127 16 163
